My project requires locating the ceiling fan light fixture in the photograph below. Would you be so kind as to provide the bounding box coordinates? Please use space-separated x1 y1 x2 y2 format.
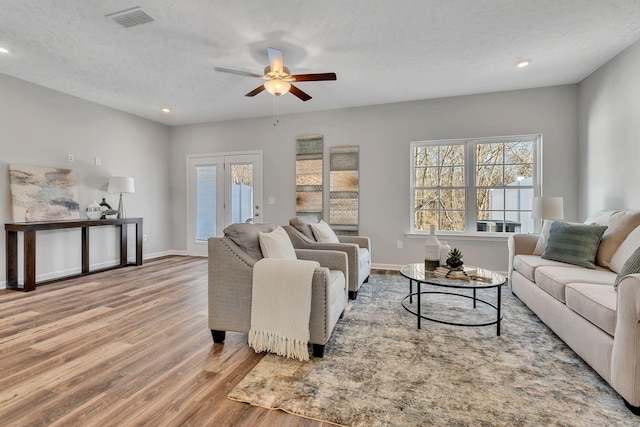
264 79 291 96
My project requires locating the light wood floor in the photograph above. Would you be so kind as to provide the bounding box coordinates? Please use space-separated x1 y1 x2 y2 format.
0 256 331 426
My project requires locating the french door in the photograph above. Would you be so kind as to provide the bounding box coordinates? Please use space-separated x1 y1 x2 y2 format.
187 151 262 256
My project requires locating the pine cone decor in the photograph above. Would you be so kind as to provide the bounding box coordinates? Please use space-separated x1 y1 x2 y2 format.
446 248 464 269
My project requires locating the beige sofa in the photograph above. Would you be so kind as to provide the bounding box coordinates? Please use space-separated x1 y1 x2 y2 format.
208 223 348 358
508 210 640 413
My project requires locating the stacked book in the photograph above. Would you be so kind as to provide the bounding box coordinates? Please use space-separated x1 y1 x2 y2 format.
434 266 478 280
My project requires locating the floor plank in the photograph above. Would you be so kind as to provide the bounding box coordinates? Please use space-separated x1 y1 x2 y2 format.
0 256 331 426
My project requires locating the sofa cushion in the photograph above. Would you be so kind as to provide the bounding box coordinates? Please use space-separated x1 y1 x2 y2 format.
224 222 276 260
565 283 617 336
535 265 616 303
258 226 297 259
584 210 617 226
615 246 640 291
310 220 340 243
513 254 581 283
610 225 640 273
541 221 608 269
533 219 555 256
289 216 319 240
359 247 370 270
595 210 640 268
328 270 346 306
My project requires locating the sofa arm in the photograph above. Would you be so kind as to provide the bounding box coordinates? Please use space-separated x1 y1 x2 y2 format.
296 249 348 279
338 235 371 252
507 233 540 283
612 274 640 407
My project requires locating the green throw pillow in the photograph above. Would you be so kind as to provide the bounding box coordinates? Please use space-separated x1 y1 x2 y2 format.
615 246 640 291
541 221 608 269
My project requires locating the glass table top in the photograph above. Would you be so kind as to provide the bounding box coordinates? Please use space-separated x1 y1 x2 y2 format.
400 263 506 289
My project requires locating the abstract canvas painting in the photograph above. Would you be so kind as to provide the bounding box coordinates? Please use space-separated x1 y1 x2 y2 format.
296 135 324 218
330 146 359 235
9 164 80 222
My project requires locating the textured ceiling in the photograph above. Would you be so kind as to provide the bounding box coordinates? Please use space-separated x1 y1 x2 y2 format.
1 1 640 126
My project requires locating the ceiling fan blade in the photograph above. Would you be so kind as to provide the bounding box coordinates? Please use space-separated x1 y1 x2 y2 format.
289 84 312 101
245 85 266 97
291 73 337 82
267 47 284 73
214 67 263 78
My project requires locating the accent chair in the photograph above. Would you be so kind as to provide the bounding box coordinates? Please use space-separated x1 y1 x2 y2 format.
208 223 348 358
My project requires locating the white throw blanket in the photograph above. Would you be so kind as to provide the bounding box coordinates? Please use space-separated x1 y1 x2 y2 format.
248 258 319 361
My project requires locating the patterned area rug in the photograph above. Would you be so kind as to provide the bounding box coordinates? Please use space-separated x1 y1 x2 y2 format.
228 274 637 426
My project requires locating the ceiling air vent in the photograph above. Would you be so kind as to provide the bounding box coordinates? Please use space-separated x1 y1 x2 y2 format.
106 6 153 28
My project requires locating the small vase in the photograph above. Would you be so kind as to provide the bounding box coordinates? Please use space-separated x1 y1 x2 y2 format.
439 241 451 267
424 225 440 271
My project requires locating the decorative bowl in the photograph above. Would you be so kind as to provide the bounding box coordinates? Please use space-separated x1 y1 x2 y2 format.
86 211 102 220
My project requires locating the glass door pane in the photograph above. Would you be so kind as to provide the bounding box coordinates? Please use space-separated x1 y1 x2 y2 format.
230 163 254 224
196 165 217 240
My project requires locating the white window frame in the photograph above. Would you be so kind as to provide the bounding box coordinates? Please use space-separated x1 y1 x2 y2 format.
409 134 541 236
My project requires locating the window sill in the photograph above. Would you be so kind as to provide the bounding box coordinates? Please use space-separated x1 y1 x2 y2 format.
405 232 511 242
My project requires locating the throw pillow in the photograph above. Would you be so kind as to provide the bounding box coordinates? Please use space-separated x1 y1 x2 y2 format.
541 221 608 269
309 220 340 243
595 210 640 268
289 216 318 240
258 226 297 259
533 219 554 256
615 246 640 291
610 225 640 273
224 222 276 260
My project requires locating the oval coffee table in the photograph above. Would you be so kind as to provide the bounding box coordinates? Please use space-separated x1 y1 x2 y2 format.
400 263 507 336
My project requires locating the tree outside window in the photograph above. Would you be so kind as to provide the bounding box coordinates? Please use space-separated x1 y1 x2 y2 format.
411 136 539 233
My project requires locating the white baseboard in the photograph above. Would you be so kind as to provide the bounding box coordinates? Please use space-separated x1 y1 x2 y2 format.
372 263 401 271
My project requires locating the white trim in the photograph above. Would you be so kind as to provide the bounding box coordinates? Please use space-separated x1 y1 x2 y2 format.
405 232 510 242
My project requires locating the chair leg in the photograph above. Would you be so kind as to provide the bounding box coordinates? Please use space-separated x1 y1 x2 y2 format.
211 330 226 343
340 310 345 319
625 399 640 415
312 344 325 358
349 290 358 300
364 276 370 283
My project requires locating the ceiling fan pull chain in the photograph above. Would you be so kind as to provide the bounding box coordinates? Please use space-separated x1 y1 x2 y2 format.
273 95 280 126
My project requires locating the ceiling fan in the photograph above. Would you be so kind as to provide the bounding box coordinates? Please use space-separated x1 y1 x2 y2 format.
214 47 337 101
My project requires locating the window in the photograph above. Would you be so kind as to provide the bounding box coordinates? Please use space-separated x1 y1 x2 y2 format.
411 135 540 234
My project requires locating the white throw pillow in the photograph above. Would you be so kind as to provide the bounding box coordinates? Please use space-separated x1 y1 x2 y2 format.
259 226 297 259
309 220 340 243
533 219 554 255
610 225 640 273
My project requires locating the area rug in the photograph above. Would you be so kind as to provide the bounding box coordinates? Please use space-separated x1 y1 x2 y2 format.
227 274 636 426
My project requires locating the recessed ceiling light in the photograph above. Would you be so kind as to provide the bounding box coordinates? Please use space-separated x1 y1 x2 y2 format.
0 47 10 54
160 107 172 114
517 60 530 68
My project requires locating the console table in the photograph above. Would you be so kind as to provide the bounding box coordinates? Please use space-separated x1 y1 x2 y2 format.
5 218 143 292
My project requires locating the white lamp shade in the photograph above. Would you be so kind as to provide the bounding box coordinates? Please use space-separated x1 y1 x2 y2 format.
108 176 135 194
532 196 564 220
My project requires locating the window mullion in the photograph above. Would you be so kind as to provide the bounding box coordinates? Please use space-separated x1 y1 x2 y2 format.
465 142 477 233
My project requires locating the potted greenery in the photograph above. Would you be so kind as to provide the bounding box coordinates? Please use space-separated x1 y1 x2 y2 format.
104 209 118 219
446 248 464 269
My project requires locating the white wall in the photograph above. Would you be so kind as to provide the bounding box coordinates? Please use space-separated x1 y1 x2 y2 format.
578 39 640 218
171 85 578 272
0 74 173 287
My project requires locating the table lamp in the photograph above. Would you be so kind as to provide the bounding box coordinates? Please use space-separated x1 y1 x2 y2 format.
532 196 564 220
108 176 135 219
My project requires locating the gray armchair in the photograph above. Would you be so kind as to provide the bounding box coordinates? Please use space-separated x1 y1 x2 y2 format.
284 216 371 300
208 223 348 358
